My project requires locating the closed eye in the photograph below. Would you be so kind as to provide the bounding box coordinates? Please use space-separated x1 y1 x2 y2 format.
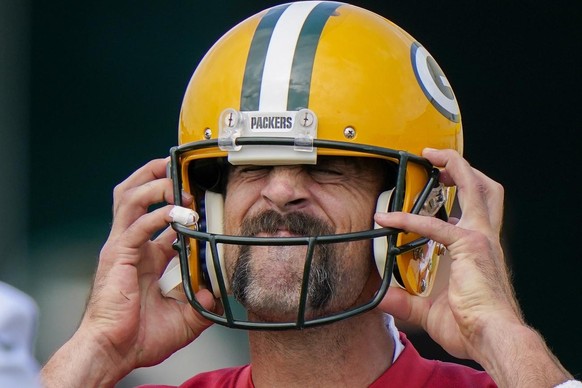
239 166 272 173
307 165 342 176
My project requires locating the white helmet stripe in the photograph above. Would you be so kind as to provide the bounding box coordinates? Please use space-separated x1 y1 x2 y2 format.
259 1 322 111
241 1 341 112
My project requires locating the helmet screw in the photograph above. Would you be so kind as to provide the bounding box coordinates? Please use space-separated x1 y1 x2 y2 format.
299 110 314 127
420 279 427 293
204 128 212 139
343 126 356 139
224 109 239 128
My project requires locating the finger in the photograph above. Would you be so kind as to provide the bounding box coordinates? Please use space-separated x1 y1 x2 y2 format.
111 179 192 239
149 227 181 275
443 162 504 233
111 178 173 238
112 158 170 218
375 211 465 249
471 168 504 233
422 149 493 232
154 226 179 258
101 205 177 268
179 289 216 338
379 287 429 328
439 165 504 233
113 159 169 204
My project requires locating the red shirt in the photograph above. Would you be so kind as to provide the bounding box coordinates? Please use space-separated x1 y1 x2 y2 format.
141 333 496 387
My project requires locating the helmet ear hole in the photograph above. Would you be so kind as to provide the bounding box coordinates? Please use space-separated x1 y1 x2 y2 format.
188 158 226 192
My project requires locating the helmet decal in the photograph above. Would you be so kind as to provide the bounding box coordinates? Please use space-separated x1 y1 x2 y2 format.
411 42 460 122
241 1 341 112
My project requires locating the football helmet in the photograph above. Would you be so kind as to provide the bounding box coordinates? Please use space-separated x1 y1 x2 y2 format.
165 1 462 330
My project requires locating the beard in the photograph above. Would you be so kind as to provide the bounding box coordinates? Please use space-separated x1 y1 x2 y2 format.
229 210 346 321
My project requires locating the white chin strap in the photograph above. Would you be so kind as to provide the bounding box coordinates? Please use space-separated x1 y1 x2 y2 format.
373 189 403 288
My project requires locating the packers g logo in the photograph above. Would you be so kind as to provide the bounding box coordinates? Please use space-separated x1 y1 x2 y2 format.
411 42 460 123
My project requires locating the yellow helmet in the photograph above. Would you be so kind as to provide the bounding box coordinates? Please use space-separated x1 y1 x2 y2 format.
168 1 462 330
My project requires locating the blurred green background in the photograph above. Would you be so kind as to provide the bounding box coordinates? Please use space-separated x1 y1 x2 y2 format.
1 0 580 385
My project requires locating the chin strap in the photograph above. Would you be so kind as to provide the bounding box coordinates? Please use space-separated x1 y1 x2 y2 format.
158 255 186 302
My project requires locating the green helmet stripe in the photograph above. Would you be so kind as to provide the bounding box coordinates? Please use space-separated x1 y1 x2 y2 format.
287 2 341 110
240 4 290 111
241 1 341 112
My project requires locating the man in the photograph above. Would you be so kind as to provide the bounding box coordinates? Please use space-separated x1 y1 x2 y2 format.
41 2 578 387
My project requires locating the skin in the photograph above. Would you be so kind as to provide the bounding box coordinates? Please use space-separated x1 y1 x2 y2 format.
40 150 575 388
223 157 393 387
223 157 384 322
377 148 573 387
40 159 217 386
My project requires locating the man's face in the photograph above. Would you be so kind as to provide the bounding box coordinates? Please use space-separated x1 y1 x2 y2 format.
223 156 385 322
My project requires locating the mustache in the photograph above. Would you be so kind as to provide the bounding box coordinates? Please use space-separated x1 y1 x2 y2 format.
233 209 336 312
240 210 334 237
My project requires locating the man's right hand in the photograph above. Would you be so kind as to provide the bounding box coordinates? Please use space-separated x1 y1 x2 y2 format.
41 158 216 387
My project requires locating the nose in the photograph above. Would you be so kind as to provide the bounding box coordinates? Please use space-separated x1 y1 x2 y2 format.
260 166 309 212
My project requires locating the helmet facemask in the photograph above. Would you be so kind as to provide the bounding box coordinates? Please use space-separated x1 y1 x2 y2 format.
167 136 445 330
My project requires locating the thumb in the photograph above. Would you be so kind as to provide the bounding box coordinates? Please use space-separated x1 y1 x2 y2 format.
379 287 428 327
181 289 217 338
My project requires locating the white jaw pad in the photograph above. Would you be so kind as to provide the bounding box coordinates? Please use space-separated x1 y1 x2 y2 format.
373 189 402 288
205 190 227 297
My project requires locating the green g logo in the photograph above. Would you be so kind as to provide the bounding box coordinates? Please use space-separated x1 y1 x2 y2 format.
411 42 460 123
